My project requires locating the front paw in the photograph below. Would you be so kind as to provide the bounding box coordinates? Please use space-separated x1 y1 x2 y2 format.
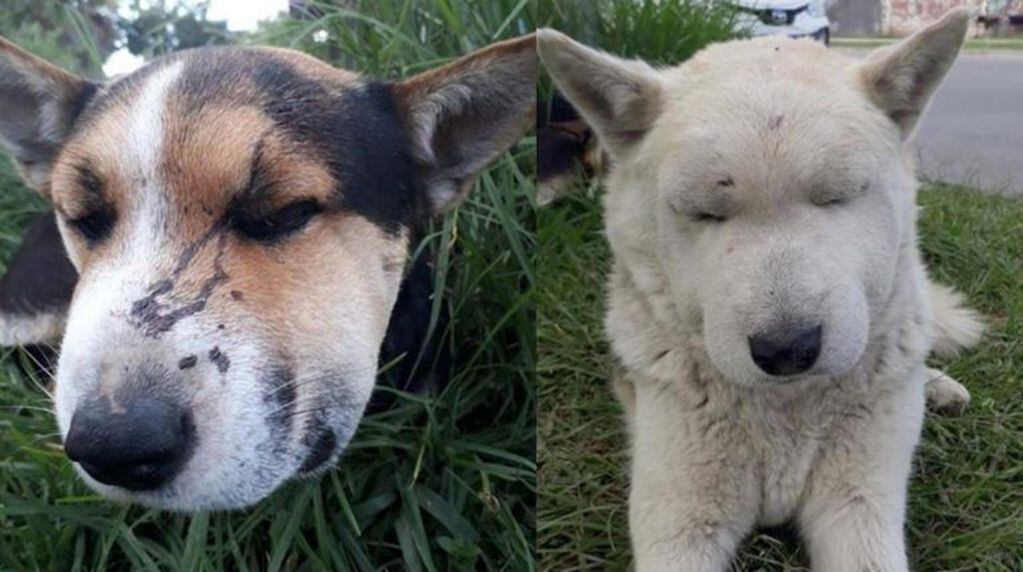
925 367 970 416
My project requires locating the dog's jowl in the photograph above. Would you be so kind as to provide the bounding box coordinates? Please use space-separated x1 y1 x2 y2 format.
0 34 535 510
541 9 982 571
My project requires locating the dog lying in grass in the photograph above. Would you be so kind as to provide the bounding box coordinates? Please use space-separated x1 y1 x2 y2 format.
540 9 983 570
0 33 535 510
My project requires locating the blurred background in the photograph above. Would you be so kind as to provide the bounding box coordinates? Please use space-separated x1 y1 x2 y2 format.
826 0 1023 196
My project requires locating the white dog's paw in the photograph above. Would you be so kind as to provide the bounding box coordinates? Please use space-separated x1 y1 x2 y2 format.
925 367 971 416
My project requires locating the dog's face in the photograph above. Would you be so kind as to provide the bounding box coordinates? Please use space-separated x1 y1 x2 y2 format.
0 36 534 509
640 44 908 385
540 10 967 385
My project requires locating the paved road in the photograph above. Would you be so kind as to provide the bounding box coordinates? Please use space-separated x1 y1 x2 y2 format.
916 52 1023 195
842 50 1023 195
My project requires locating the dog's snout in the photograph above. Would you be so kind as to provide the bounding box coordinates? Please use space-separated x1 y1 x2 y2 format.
64 396 194 491
748 324 823 377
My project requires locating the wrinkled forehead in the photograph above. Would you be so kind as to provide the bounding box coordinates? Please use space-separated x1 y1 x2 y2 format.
651 39 898 192
56 46 423 232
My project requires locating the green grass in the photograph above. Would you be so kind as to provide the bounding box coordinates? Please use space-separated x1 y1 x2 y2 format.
537 183 1023 570
0 1 535 570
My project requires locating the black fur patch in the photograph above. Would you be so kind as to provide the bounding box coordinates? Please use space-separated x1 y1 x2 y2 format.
298 419 336 474
0 211 77 316
252 60 426 234
371 246 450 412
67 81 100 127
263 366 296 440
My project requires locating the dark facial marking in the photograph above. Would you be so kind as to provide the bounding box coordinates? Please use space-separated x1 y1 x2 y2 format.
244 55 426 233
769 115 784 130
178 355 198 370
63 164 117 244
75 163 104 196
208 346 230 373
128 226 230 338
298 420 336 474
67 81 100 128
168 48 428 233
82 45 429 240
0 211 77 316
262 367 297 444
717 177 734 188
230 290 244 301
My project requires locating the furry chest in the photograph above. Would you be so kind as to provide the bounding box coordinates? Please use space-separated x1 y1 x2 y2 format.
704 377 876 524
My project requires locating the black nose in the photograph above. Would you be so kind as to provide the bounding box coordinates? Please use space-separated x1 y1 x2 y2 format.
748 324 823 377
64 396 194 491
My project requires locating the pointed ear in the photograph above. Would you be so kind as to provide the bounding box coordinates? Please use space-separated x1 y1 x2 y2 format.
393 34 536 215
856 8 969 139
0 36 98 194
537 28 662 158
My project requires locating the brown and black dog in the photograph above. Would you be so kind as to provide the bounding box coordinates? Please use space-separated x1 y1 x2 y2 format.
0 34 535 510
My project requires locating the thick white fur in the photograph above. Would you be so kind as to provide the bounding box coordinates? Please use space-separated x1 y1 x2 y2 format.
541 8 974 570
923 281 984 412
0 311 65 346
928 280 984 358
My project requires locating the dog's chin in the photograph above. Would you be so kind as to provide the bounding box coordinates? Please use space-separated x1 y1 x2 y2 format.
72 463 294 511
71 426 354 512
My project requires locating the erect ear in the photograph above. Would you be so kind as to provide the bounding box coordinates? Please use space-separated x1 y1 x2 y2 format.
856 8 969 139
393 34 536 215
537 28 662 159
0 36 98 195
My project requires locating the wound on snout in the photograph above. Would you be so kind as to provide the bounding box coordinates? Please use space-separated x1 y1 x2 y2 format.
208 346 230 373
128 226 230 337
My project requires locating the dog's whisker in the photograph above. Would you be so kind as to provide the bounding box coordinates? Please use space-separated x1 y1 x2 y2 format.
19 351 56 399
264 363 379 396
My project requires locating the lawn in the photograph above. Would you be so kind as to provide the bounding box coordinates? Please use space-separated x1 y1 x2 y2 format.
0 1 536 570
537 182 1023 571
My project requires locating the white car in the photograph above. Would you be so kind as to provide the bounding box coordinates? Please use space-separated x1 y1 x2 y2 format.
730 0 831 44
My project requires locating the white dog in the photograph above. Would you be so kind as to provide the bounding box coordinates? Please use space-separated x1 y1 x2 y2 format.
540 8 982 570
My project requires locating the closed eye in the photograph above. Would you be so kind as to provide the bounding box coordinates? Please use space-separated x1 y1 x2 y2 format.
69 208 115 244
690 212 727 223
814 196 848 208
814 182 868 208
230 199 323 242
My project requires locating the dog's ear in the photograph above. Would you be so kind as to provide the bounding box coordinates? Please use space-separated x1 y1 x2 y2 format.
0 36 98 195
393 34 536 215
537 29 661 159
857 8 969 139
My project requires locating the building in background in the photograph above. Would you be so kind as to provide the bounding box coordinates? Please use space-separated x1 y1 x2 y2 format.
827 0 1023 36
